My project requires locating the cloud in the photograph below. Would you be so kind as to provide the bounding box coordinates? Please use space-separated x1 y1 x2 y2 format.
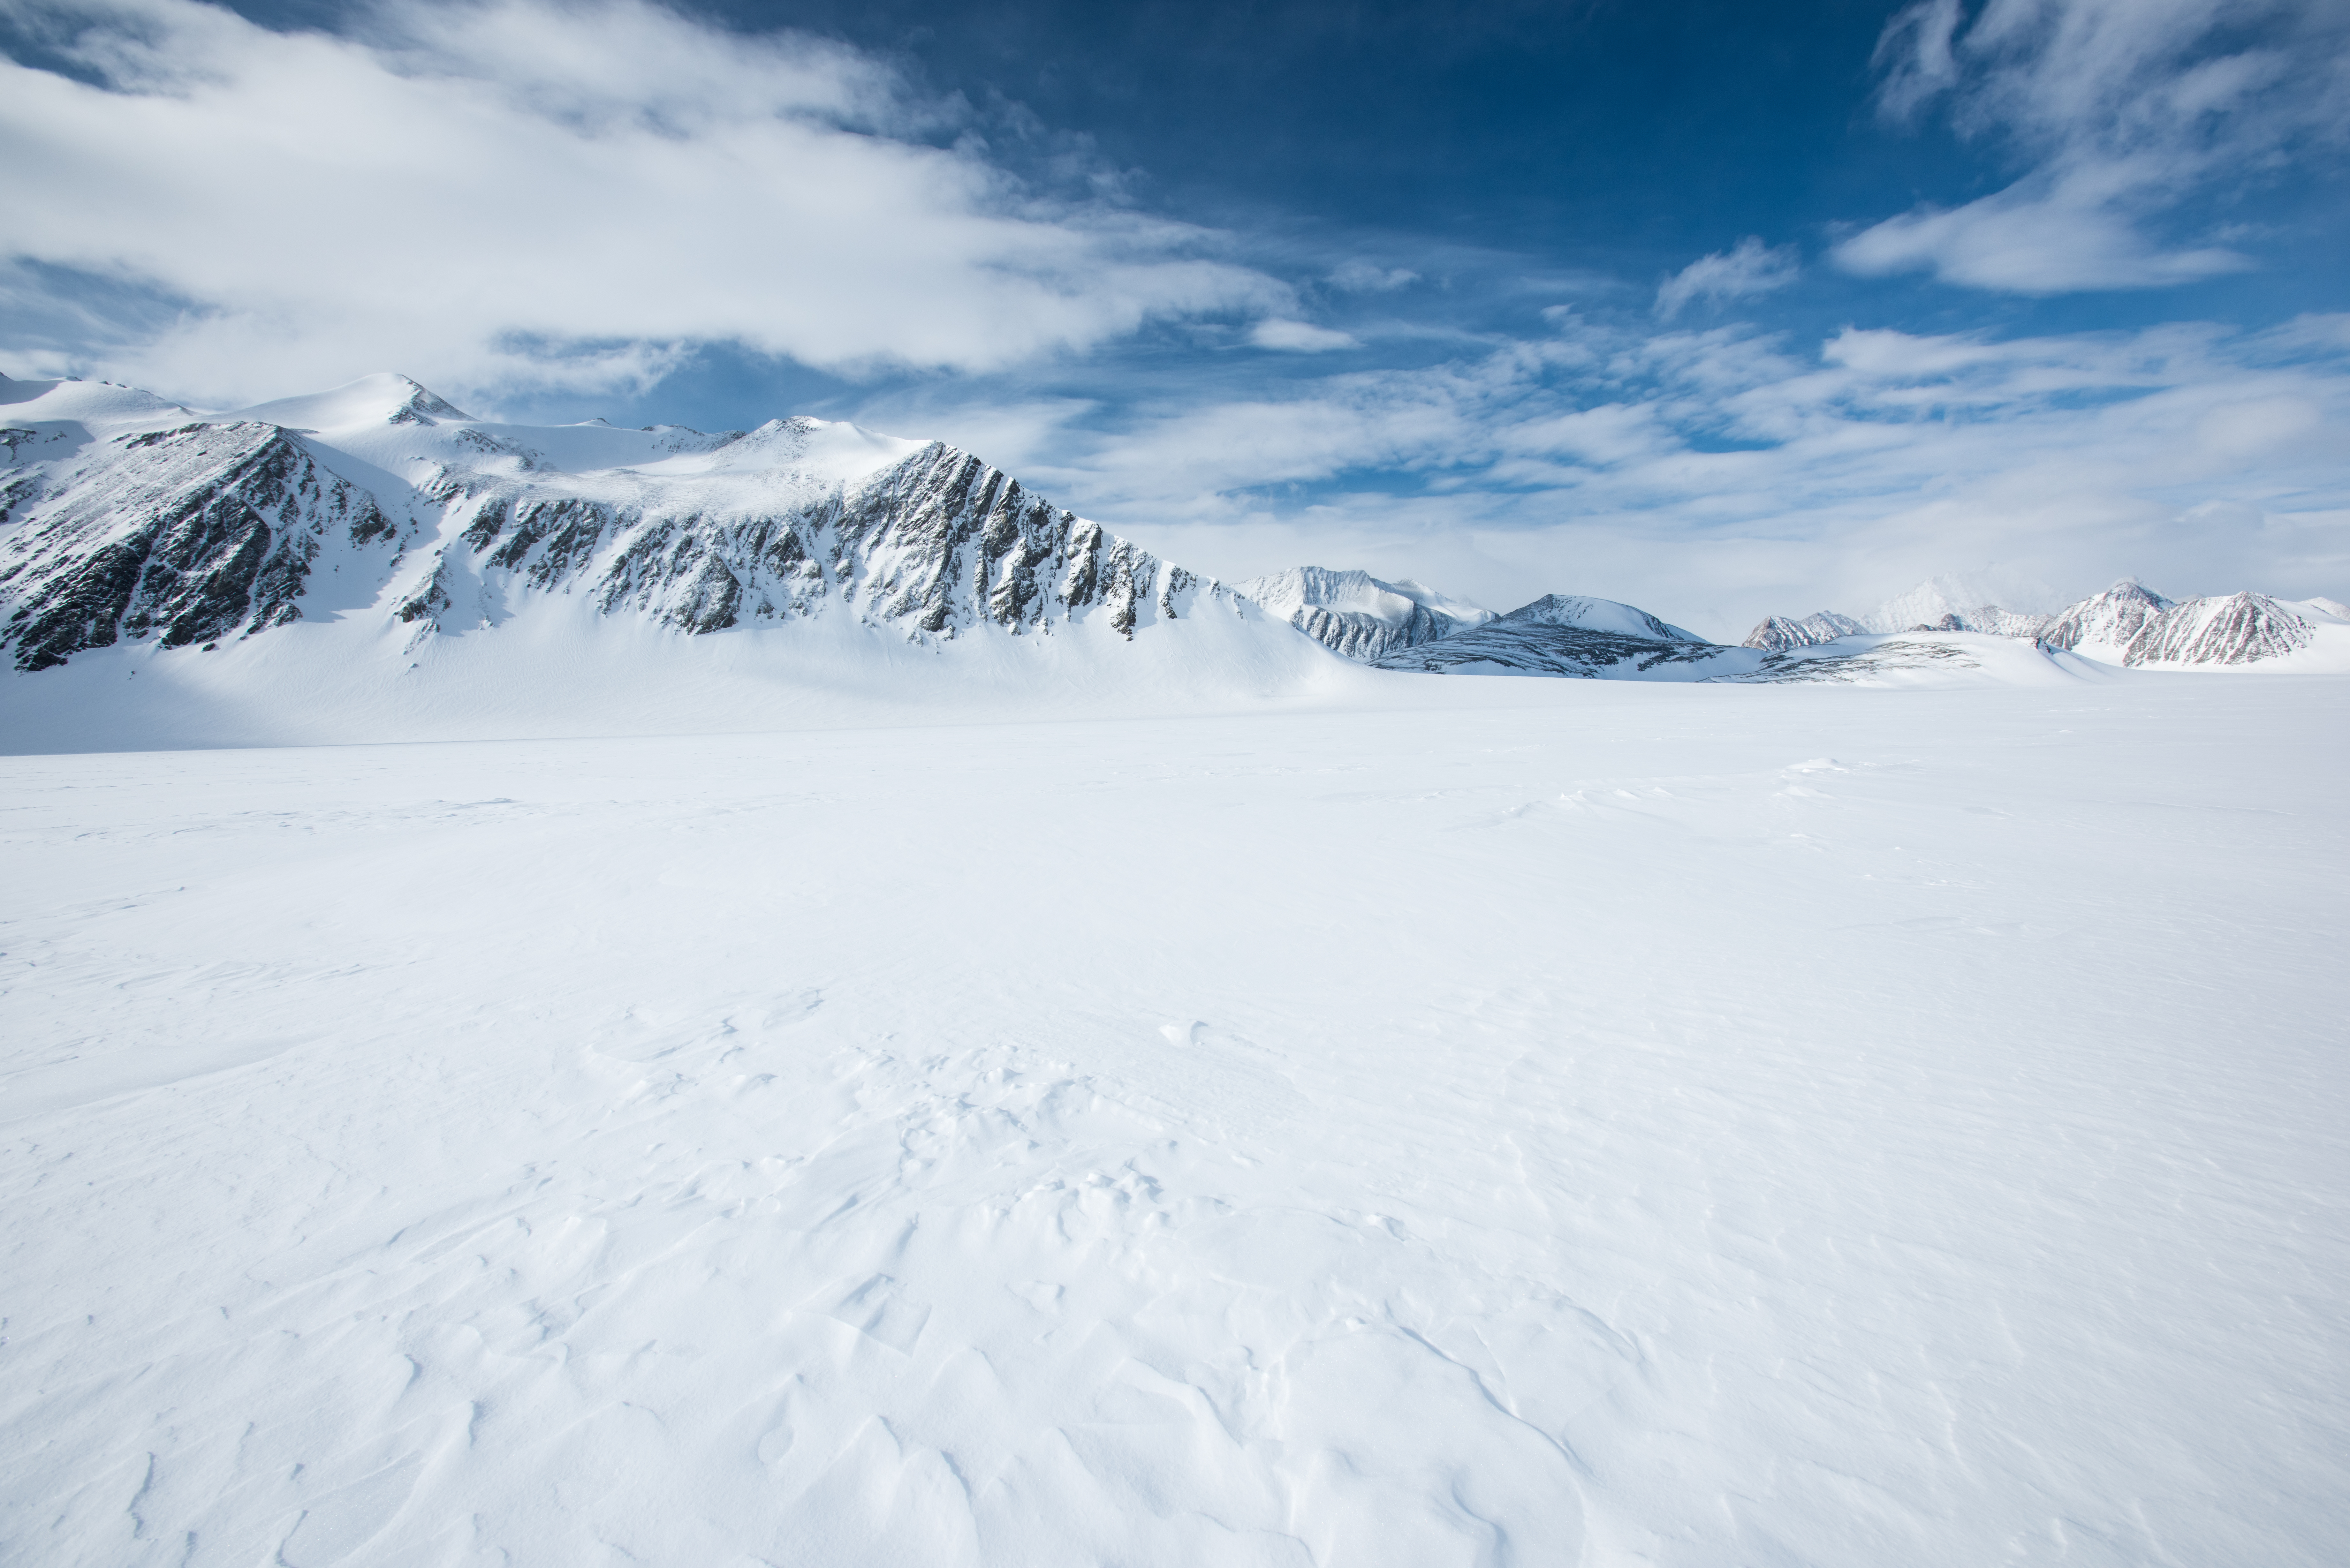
1327 261 1421 293
1838 0 2350 292
1654 238 1801 320
887 313 2350 634
0 0 1290 404
1249 318 1361 352
1834 174 2252 292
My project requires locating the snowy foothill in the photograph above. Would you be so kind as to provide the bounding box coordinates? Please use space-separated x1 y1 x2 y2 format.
4 671 2348 1566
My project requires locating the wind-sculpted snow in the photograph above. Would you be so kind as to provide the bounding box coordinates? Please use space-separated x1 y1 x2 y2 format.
5 681 2346 1565
1234 565 1492 661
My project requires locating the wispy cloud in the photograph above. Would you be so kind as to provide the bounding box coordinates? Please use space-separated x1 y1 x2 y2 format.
1655 237 1802 320
1249 319 1361 352
1837 0 2350 292
0 0 1293 403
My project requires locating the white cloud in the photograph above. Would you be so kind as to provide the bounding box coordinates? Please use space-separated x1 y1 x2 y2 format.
1834 173 2253 292
0 0 1290 404
886 314 2350 635
1839 0 2350 292
1654 238 1801 320
1249 319 1361 352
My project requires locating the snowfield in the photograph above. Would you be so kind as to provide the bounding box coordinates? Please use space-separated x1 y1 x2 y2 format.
4 672 2346 1567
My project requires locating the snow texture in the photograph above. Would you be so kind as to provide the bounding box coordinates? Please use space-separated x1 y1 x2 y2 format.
3 675 2346 1566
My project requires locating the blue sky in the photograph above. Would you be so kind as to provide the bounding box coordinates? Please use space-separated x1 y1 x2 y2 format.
3 0 2346 628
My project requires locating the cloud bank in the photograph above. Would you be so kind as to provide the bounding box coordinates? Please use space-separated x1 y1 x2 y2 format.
0 0 1292 403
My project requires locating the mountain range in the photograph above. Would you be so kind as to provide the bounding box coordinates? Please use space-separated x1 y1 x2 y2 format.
5 371 2345 747
1742 576 2350 667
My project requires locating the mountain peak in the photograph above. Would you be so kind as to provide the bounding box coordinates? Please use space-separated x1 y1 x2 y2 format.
224 372 475 431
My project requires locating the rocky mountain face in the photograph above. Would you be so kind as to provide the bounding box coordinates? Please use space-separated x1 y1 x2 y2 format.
2041 585 2326 666
1234 566 1492 662
1743 611 1866 652
1 418 398 669
0 373 1251 674
1371 593 1733 678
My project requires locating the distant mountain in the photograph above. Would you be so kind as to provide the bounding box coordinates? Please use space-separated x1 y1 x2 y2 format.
1861 576 2051 636
1371 593 1737 678
2039 581 2339 666
1744 575 2348 668
1234 566 1492 661
1743 611 1866 653
0 371 1295 676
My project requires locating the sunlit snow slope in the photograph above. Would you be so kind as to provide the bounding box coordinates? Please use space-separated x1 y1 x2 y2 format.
4 677 2345 1567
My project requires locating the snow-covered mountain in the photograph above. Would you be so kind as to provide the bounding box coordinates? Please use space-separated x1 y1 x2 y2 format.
1233 565 1492 661
1860 577 2051 636
0 371 1294 681
1742 611 1867 652
2031 578 2348 666
1746 574 2350 668
1370 593 1739 678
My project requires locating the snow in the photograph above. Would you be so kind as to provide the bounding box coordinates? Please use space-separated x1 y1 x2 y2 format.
4 674 2346 1566
1716 630 2121 686
1236 567 1492 630
1861 575 2051 634
0 590 1368 754
213 376 924 500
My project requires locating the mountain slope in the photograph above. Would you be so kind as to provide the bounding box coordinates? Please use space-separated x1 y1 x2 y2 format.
0 372 1297 679
1234 566 1492 661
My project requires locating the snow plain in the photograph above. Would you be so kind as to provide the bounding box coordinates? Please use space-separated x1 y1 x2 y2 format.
4 673 2347 1567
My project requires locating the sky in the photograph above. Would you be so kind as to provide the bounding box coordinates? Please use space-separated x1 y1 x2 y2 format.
3 0 2347 631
